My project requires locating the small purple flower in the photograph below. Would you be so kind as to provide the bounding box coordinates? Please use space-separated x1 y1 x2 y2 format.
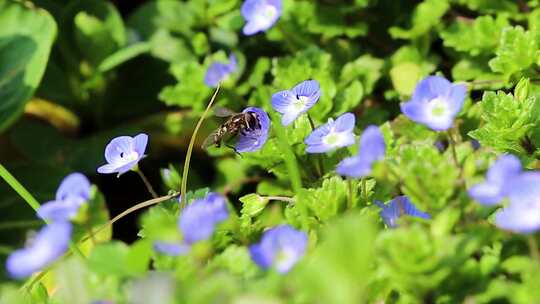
495 172 540 234
37 173 91 222
236 107 271 153
249 225 307 273
179 192 229 244
241 0 282 35
272 80 321 126
97 133 148 177
153 241 190 256
6 222 72 279
375 196 431 228
468 155 522 205
336 125 385 178
401 76 467 131
204 54 237 88
304 113 356 153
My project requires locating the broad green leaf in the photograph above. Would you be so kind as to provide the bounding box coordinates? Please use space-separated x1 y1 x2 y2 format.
389 0 449 40
0 1 56 131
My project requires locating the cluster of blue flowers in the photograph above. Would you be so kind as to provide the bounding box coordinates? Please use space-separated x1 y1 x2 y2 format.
7 173 91 279
469 155 540 234
8 0 539 285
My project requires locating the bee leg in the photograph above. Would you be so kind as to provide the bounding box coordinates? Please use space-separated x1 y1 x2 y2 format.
225 144 243 158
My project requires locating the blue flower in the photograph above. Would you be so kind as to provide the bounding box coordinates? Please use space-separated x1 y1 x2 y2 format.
375 196 431 228
97 133 148 177
236 107 271 153
37 173 91 222
249 225 307 273
153 241 190 256
336 125 385 178
179 192 229 244
241 0 282 35
204 54 237 88
6 222 72 279
495 172 540 234
271 80 321 126
468 155 522 205
401 76 467 131
304 113 356 153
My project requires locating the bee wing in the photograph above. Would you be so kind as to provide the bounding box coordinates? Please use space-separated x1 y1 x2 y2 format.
201 129 220 150
213 106 237 117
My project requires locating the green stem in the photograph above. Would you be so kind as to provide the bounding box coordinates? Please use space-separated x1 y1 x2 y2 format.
272 114 303 193
0 163 86 260
0 163 41 211
135 167 158 198
447 130 459 168
347 179 354 209
306 113 324 177
362 177 368 204
265 196 296 204
527 235 540 263
180 84 221 208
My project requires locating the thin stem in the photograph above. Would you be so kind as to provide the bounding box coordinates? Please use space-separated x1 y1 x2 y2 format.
447 130 459 168
272 114 303 193
181 84 221 208
0 163 41 211
81 193 179 243
0 163 86 259
85 222 96 246
527 235 540 263
265 196 296 204
22 193 179 292
135 168 158 198
347 179 354 209
362 177 368 204
306 113 325 177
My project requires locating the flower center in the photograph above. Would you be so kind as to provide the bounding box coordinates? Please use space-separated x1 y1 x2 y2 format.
120 151 139 163
324 132 340 146
430 97 447 117
293 95 309 110
261 4 278 21
275 249 295 271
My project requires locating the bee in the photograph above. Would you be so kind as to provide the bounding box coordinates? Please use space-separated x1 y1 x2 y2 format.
202 107 261 152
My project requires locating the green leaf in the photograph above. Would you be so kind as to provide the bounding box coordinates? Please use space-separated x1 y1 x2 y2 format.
240 194 269 218
469 90 540 153
0 1 56 131
389 0 449 40
295 176 348 221
488 26 540 79
441 15 509 56
97 42 152 73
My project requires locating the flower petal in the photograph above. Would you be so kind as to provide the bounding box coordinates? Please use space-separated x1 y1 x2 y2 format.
333 112 355 132
6 222 72 279
133 133 149 157
56 173 91 202
411 76 452 103
271 90 296 114
447 84 467 115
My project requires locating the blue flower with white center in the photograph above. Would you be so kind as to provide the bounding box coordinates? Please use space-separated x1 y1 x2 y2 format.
241 0 282 35
468 155 522 205
495 172 540 234
249 225 307 273
236 107 271 153
37 173 91 222
401 76 467 131
271 80 321 126
179 192 229 245
97 133 148 177
6 221 72 279
336 125 385 178
204 54 237 88
375 196 431 228
304 113 356 153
